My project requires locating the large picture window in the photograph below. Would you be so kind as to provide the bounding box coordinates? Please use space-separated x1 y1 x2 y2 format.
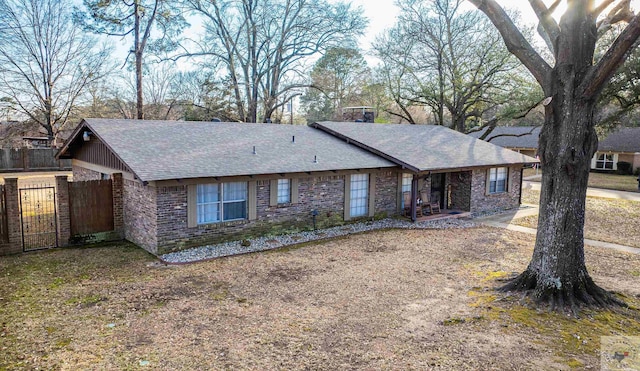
488 167 508 194
350 174 369 217
595 153 615 170
277 179 291 204
197 182 247 224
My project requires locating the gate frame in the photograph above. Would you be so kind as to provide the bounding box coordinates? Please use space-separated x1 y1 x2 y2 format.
19 185 58 251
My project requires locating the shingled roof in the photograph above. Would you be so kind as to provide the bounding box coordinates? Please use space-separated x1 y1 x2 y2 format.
467 126 540 149
58 119 395 182
598 127 640 153
312 122 537 173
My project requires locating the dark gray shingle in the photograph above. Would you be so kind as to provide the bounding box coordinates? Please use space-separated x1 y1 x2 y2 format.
314 122 537 172
467 126 540 149
81 119 395 181
598 127 640 153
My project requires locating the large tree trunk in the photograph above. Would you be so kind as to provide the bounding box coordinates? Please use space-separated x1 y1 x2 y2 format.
503 69 621 310
469 0 640 311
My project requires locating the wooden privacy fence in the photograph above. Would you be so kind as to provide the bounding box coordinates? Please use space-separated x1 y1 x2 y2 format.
0 185 7 243
69 179 114 236
0 148 71 172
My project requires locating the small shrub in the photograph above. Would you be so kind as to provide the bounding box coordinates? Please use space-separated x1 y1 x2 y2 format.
634 167 640 176
616 161 632 175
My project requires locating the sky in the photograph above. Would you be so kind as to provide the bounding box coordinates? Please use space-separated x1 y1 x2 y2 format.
350 0 639 62
349 0 541 64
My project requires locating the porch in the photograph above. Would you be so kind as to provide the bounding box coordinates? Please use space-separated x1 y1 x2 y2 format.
401 170 472 222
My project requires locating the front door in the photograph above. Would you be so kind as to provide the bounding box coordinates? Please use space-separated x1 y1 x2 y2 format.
431 173 446 209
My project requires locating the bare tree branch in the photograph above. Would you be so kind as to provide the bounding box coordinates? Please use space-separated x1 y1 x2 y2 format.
468 0 552 91
582 13 640 98
529 0 561 54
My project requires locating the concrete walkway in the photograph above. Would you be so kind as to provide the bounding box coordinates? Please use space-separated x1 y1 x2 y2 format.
522 180 640 201
476 205 640 255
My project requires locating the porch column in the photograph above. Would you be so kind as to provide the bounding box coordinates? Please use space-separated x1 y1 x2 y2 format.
411 174 419 222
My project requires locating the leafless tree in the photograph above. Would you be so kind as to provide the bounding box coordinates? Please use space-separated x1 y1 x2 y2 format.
469 0 640 310
374 0 534 132
0 0 111 140
75 0 187 120
179 0 366 123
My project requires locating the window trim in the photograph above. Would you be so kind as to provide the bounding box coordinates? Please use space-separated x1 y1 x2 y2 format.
196 181 248 225
349 173 369 218
487 167 508 195
276 178 291 204
594 153 616 170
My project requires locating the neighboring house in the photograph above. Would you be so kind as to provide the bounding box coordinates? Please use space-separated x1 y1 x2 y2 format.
470 126 640 172
468 126 540 158
57 119 536 255
591 127 640 172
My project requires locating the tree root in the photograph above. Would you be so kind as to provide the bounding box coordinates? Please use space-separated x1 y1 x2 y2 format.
499 269 627 314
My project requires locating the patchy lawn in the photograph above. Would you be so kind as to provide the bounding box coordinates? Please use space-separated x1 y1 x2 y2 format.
518 188 640 248
522 168 639 192
587 172 639 192
1 228 640 370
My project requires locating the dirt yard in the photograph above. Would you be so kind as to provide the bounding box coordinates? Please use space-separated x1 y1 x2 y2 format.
519 189 640 249
1 227 639 370
523 168 639 192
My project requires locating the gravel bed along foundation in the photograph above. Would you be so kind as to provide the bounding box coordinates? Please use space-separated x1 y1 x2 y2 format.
160 217 477 263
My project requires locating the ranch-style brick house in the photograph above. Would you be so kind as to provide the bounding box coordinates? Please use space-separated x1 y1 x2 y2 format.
57 119 537 255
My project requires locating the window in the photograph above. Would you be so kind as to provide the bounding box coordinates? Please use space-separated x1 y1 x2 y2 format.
350 174 369 217
488 167 508 194
595 153 615 170
401 173 412 208
196 182 247 224
277 179 291 204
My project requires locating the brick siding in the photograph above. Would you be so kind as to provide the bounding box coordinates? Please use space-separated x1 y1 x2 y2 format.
55 176 71 246
449 171 472 211
0 178 22 255
470 166 522 215
72 165 101 181
123 179 157 253
375 171 399 217
153 171 399 254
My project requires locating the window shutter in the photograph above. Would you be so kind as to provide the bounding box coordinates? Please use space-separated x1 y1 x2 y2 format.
344 175 351 221
368 173 376 217
269 179 278 206
187 184 197 228
506 167 510 192
396 172 403 212
485 169 491 195
613 154 619 170
591 153 597 169
291 178 299 204
248 180 257 220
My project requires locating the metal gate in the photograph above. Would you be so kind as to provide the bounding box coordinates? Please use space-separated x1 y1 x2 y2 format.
19 185 58 251
0 185 8 243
